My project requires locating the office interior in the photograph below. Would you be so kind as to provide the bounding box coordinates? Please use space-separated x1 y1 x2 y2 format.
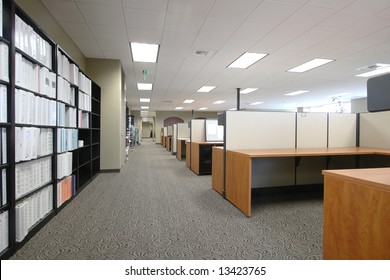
1 0 390 260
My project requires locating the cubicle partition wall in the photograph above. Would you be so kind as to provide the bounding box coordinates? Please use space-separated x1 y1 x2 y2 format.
172 124 178 154
176 123 190 159
360 111 390 149
162 127 168 148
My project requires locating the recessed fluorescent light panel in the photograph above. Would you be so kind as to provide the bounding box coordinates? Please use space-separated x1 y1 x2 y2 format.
175 107 183 110
288 58 334 73
356 66 390 78
137 83 153 90
183 100 195 104
285 90 309 96
228 52 268 69
130 42 159 63
199 107 208 111
240 88 259 94
213 100 226 104
250 102 263 105
141 106 149 110
140 98 150 103
228 108 237 111
197 86 216 93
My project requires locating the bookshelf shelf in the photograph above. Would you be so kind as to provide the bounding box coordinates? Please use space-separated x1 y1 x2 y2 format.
0 0 101 259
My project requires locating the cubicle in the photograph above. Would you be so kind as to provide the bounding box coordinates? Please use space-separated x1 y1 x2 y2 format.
212 110 390 217
166 126 173 152
188 119 223 175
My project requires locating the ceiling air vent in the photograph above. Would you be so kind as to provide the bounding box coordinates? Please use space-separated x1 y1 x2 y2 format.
195 50 209 56
162 100 173 103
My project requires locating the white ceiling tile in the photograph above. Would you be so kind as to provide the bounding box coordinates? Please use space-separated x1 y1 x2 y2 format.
371 26 390 39
58 22 94 39
167 0 214 16
122 0 168 11
41 0 84 23
72 38 104 58
123 8 166 30
159 45 192 58
76 3 125 26
192 34 229 50
127 29 163 44
165 13 205 34
208 0 262 21
342 0 390 16
293 29 335 45
162 32 196 47
378 7 390 19
341 16 390 38
231 22 275 41
280 6 335 29
89 25 128 41
306 0 355 10
315 12 366 33
198 18 241 37
261 26 306 43
273 42 312 56
247 0 301 25
96 40 130 52
75 0 122 5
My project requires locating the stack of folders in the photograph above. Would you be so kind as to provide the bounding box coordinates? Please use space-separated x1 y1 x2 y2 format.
57 76 75 105
15 127 53 162
15 156 52 200
15 89 56 126
57 152 72 180
79 72 91 95
57 128 78 153
57 103 77 128
0 211 9 252
0 41 9 82
1 127 7 164
14 15 52 69
1 169 6 206
78 91 91 112
0 84 7 123
57 175 76 208
15 185 53 242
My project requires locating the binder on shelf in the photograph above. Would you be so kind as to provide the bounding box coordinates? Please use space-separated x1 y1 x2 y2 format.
57 128 78 153
1 127 6 164
15 127 53 163
0 211 9 253
14 14 52 69
1 169 6 206
57 175 75 208
57 152 72 179
15 156 52 200
0 84 7 123
0 41 9 82
15 185 53 243
0 0 3 38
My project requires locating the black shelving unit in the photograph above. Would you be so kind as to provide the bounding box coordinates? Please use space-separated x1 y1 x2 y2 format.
0 0 101 259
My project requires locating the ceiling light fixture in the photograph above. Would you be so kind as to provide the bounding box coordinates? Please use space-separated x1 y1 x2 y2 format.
228 52 268 69
356 66 390 78
197 86 216 93
250 102 264 105
183 99 195 104
285 90 309 96
130 42 159 63
240 88 259 94
137 83 153 90
140 98 150 103
287 58 334 73
175 107 183 110
141 106 149 110
199 107 208 111
213 100 226 104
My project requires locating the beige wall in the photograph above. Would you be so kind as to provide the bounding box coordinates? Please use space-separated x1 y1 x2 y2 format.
121 69 127 167
86 58 123 171
15 0 86 70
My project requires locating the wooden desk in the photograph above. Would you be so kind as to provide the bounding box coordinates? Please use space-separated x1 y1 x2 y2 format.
322 168 390 259
225 147 390 217
190 141 224 175
166 136 172 152
176 138 188 161
212 146 224 194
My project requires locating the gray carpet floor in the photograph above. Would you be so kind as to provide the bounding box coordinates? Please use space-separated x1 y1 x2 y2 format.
11 139 323 260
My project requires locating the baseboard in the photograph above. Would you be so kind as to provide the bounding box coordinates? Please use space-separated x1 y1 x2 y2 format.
100 169 121 173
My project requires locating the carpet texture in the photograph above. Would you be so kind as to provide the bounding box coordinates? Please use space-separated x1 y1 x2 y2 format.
11 139 323 260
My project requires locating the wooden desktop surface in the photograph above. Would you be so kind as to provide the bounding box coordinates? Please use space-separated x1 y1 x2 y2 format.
225 147 390 217
322 168 390 259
